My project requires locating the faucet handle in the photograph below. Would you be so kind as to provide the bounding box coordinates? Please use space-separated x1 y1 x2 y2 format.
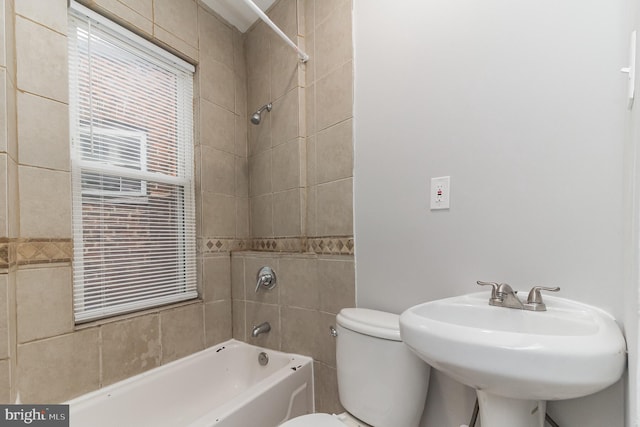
255 266 277 293
477 281 501 302
525 286 560 311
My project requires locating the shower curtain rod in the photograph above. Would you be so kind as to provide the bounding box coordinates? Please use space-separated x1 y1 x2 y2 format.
241 0 309 63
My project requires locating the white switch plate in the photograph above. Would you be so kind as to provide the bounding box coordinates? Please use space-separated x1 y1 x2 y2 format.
430 176 450 210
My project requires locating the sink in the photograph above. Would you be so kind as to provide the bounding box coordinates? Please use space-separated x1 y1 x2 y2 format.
399 291 626 427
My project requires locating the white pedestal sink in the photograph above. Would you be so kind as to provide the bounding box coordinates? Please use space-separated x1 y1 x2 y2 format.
399 292 626 427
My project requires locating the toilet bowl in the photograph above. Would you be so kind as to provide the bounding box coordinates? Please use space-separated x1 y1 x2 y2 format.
280 308 431 427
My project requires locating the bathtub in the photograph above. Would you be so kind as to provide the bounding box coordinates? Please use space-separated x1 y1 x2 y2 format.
68 339 314 427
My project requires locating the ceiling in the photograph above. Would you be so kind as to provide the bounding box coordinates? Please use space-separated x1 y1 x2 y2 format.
201 0 278 32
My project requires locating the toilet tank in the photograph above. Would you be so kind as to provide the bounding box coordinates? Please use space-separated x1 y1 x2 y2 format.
336 308 430 427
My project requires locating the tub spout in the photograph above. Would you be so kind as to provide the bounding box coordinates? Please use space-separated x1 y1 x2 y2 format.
252 322 271 337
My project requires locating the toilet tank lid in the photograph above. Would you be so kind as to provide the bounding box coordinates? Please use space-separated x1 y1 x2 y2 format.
337 308 401 341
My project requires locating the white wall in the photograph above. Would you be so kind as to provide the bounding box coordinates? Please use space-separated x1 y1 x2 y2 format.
625 2 640 426
353 0 633 425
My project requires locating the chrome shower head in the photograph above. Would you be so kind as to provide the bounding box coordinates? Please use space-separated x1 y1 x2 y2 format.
250 103 272 125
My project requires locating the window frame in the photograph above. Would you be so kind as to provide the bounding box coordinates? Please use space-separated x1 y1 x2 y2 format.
78 125 149 198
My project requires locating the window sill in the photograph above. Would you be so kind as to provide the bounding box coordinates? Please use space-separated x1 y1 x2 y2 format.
74 297 203 330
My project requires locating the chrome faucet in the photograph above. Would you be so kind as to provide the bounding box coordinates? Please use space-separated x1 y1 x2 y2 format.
251 322 271 337
477 281 560 311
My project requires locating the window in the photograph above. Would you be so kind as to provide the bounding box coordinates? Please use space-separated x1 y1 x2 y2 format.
79 125 148 197
68 1 197 323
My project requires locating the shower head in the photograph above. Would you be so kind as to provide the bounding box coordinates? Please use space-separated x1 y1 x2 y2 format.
251 103 272 125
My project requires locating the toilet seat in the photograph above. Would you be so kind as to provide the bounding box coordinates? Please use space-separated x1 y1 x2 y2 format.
281 412 371 427
280 413 345 427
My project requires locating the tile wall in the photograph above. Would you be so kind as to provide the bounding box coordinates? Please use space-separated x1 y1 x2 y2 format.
0 0 17 405
241 0 354 413
0 0 355 413
232 251 354 413
0 0 245 403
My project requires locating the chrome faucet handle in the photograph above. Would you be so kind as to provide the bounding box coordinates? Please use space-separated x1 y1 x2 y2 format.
477 281 501 302
525 286 560 311
255 266 277 293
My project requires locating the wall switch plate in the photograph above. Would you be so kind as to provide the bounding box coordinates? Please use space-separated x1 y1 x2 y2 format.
430 176 450 210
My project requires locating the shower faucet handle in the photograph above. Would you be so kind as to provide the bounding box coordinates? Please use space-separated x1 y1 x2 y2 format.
255 266 277 292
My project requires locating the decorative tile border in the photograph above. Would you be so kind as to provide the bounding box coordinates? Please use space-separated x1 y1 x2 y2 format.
0 240 9 269
200 236 354 255
0 235 357 269
247 237 307 252
17 239 73 265
0 236 355 266
198 238 247 254
307 237 354 255
0 239 73 268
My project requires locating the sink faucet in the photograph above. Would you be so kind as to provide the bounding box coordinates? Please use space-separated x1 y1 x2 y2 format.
252 322 271 337
478 281 523 309
477 281 560 311
495 283 524 309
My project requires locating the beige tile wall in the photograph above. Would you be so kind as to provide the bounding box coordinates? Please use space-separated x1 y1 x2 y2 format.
244 0 354 242
101 314 161 386
246 0 306 239
305 0 353 240
0 0 17 403
0 0 355 412
197 2 249 243
0 0 243 403
18 328 101 403
241 0 354 413
16 266 73 343
232 251 354 413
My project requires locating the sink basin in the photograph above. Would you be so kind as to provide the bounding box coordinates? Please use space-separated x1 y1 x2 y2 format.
400 291 626 427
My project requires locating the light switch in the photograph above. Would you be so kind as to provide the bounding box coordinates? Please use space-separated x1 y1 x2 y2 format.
430 176 450 210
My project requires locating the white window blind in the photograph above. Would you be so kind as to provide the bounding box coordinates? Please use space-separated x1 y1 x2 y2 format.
69 1 197 323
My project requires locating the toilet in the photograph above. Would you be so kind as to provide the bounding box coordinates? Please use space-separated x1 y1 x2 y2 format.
281 308 431 427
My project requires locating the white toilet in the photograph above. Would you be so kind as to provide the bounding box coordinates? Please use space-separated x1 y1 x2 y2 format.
281 308 431 427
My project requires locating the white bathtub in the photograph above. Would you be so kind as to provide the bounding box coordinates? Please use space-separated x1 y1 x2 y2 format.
68 339 314 427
